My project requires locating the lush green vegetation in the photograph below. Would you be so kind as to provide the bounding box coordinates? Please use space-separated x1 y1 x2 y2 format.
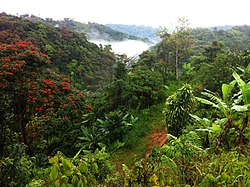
0 13 250 186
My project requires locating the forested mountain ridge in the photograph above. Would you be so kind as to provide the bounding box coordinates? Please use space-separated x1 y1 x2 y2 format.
106 23 161 43
52 21 146 42
18 14 146 42
106 23 250 50
0 13 116 89
209 25 233 30
7 13 250 50
191 25 250 51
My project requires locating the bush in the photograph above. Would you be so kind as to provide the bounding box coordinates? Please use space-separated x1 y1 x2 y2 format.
0 142 36 187
29 148 112 187
164 84 196 137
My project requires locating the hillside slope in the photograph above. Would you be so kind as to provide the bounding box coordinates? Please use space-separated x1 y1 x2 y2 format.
191 25 250 51
19 14 145 42
52 20 145 42
0 13 116 89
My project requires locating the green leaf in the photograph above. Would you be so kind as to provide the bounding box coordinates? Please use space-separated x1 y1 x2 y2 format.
212 123 221 132
54 179 60 187
167 134 177 140
247 63 250 71
242 84 250 105
81 120 89 124
79 163 88 174
73 147 84 161
71 175 79 186
97 119 105 124
61 175 68 182
78 137 90 141
196 128 213 133
222 83 229 102
61 183 67 187
216 118 228 126
62 158 70 171
97 142 106 149
222 80 235 104
190 114 211 126
92 163 98 172
233 71 245 88
50 165 58 181
231 105 248 112
77 179 84 187
195 97 219 109
233 71 250 105
49 154 59 164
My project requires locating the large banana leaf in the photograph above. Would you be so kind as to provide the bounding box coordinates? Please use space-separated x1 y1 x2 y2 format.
195 97 219 109
198 90 229 116
222 80 236 105
231 105 248 112
233 71 250 106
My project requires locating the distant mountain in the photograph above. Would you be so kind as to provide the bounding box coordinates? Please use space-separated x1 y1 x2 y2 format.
191 25 250 51
106 24 161 43
49 20 147 42
20 14 146 42
209 25 234 31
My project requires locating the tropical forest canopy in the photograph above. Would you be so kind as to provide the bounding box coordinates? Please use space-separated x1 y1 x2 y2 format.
0 13 250 186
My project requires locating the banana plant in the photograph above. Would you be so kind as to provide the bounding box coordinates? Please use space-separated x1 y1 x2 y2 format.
193 71 249 149
232 71 250 109
77 125 105 153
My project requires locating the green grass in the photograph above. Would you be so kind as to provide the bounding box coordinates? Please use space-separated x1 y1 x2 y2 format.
111 103 166 169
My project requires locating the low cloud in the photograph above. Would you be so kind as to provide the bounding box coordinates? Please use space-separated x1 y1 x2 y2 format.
92 40 151 57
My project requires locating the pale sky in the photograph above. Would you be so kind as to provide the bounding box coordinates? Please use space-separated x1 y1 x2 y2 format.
1 0 250 28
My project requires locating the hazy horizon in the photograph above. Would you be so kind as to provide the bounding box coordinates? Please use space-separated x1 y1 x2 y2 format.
1 0 250 29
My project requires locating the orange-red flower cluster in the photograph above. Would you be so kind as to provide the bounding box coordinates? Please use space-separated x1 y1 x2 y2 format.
67 95 76 106
40 89 52 95
61 81 71 91
40 52 48 57
77 93 84 98
42 97 49 103
6 72 13 76
35 107 43 112
43 79 55 86
17 53 27 57
2 64 9 69
64 77 70 82
15 41 33 47
1 57 11 62
32 132 37 137
84 105 92 110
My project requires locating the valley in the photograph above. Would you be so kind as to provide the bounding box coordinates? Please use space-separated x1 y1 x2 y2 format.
0 12 250 187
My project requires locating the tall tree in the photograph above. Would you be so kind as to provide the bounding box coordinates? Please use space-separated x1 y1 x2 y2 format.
0 41 87 155
158 18 194 81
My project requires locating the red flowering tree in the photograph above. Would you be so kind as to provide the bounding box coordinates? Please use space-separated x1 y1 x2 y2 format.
0 41 88 155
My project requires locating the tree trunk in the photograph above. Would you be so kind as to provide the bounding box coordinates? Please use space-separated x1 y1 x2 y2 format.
18 102 32 155
175 48 179 81
18 103 27 144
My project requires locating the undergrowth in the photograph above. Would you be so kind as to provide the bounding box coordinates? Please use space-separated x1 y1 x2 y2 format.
111 103 166 168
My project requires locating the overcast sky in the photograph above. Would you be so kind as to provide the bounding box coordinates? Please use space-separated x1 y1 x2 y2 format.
1 0 250 28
